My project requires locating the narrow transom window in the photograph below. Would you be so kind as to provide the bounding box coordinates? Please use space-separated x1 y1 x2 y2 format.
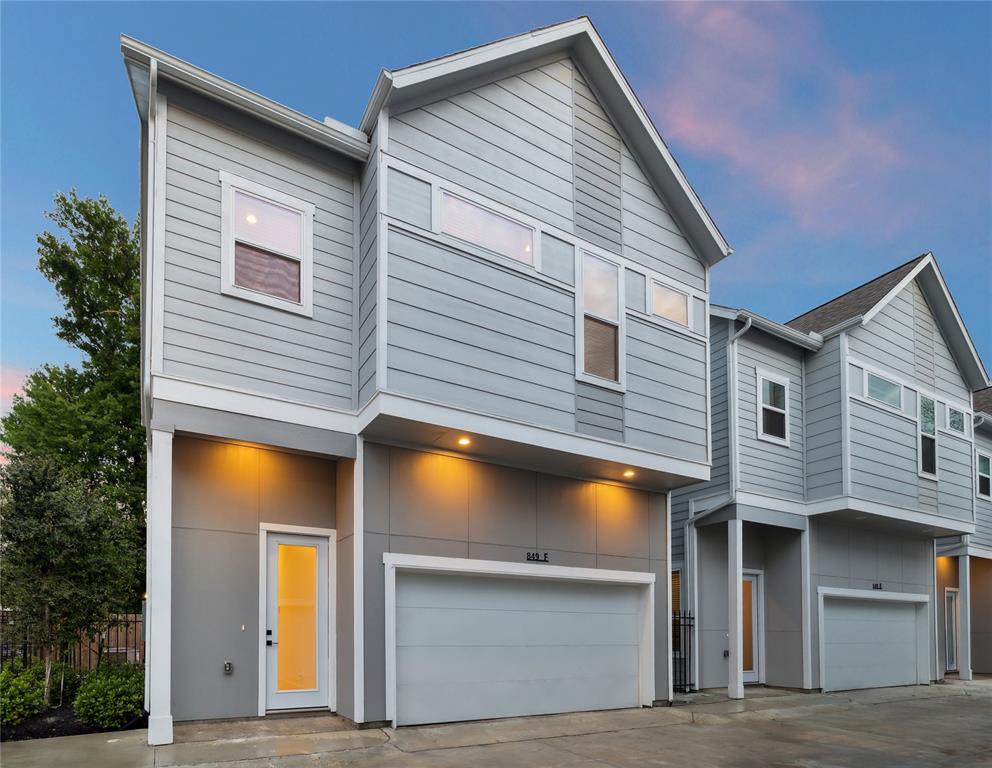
581 253 620 383
920 395 937 477
757 373 788 444
947 407 966 434
651 281 689 326
978 453 991 499
220 172 314 316
866 372 901 409
440 192 534 265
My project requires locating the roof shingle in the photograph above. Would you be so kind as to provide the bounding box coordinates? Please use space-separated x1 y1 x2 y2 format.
974 386 992 415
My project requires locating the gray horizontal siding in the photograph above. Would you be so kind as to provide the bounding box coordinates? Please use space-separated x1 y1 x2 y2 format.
625 317 707 463
937 434 974 523
976 432 992 550
736 330 805 500
389 58 574 233
575 381 624 442
386 227 576 429
572 68 621 253
620 145 705 291
358 125 380 406
162 94 355 408
670 317 732 562
805 336 843 500
849 280 969 402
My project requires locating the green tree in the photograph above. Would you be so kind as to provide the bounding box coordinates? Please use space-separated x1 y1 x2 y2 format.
0 456 132 705
1 191 144 603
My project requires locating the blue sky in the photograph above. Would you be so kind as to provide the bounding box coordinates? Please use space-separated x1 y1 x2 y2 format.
2 2 990 408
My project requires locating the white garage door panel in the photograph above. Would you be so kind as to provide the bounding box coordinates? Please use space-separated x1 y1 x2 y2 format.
822 599 919 691
396 571 644 725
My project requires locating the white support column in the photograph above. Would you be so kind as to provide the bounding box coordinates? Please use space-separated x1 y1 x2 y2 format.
147 428 174 746
959 555 973 681
728 519 744 700
800 526 812 690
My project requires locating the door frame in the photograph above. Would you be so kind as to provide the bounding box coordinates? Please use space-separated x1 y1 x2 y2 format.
742 569 765 684
382 552 656 727
944 587 960 672
257 523 336 716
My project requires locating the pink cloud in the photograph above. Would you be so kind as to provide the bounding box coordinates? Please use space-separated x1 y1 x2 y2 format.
1 366 28 418
650 2 913 236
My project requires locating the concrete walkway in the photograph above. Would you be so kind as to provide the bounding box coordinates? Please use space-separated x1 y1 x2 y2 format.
4 682 991 768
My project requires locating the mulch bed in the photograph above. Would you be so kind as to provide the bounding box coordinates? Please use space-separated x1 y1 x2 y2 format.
0 703 147 742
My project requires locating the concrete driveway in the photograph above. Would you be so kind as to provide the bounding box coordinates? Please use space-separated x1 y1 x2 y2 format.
4 681 991 768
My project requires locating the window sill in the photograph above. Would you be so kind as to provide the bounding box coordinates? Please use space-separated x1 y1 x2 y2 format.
220 284 313 318
576 372 625 394
756 432 790 449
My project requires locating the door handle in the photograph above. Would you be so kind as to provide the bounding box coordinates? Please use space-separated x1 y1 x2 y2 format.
266 640 278 646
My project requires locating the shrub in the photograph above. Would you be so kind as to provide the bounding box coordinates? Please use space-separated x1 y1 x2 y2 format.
73 663 143 729
0 662 45 727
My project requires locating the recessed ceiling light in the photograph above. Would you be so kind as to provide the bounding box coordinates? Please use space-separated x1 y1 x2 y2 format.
245 213 258 225
457 436 471 447
623 469 635 478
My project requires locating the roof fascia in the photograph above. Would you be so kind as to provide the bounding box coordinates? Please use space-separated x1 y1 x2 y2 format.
711 305 822 350
360 19 731 266
861 254 988 389
121 36 369 161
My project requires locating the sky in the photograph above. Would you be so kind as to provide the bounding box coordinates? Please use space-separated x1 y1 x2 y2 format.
2 1 991 410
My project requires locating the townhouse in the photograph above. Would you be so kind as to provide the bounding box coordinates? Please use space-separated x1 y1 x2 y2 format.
123 19 733 745
672 255 989 698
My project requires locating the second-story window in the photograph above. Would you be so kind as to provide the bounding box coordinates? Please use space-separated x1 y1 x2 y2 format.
651 280 689 326
440 192 534 265
220 172 314 316
947 407 966 434
919 394 937 477
978 452 991 499
866 372 902 409
581 253 620 383
757 372 789 445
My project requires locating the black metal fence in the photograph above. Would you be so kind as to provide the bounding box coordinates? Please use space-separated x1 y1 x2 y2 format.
0 612 144 670
672 611 694 694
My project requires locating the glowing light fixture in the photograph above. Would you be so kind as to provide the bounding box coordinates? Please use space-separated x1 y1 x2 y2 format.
457 436 472 447
245 213 258 225
623 469 635 478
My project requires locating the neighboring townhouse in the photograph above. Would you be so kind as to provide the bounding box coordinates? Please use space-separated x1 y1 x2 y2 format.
936 385 992 680
122 19 733 745
672 254 989 699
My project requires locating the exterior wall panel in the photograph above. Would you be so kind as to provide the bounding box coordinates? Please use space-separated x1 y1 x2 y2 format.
805 336 843 500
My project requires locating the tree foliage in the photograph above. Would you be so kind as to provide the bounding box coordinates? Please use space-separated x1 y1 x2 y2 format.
0 456 133 703
1 191 144 603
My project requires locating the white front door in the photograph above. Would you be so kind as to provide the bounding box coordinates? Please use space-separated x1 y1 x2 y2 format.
265 533 329 711
945 588 959 672
742 574 761 684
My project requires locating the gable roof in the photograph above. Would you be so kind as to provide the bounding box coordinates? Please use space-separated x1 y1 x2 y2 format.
359 17 732 267
975 386 992 417
788 253 988 390
786 255 927 335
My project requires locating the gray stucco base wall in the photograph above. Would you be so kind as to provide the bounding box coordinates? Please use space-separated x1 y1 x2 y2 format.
696 523 729 690
360 442 671 722
808 518 936 689
171 436 337 722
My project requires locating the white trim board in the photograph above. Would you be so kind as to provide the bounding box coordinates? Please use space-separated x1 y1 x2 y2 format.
257 523 337 717
382 553 655 727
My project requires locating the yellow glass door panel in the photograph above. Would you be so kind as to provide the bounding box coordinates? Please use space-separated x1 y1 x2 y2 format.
742 578 754 672
277 544 317 691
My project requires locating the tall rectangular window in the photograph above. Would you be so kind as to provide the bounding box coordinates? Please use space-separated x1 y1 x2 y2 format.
977 452 991 499
920 394 937 477
220 172 314 316
866 372 902 409
757 372 789 444
440 192 534 265
581 253 620 383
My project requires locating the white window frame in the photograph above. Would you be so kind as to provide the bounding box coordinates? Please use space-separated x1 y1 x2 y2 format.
434 188 540 272
918 393 938 480
576 248 626 391
977 450 992 500
946 406 967 435
219 171 315 317
648 277 691 330
755 369 790 447
864 370 903 412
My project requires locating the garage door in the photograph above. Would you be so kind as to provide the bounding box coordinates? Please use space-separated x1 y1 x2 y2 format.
821 598 922 691
394 570 645 726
